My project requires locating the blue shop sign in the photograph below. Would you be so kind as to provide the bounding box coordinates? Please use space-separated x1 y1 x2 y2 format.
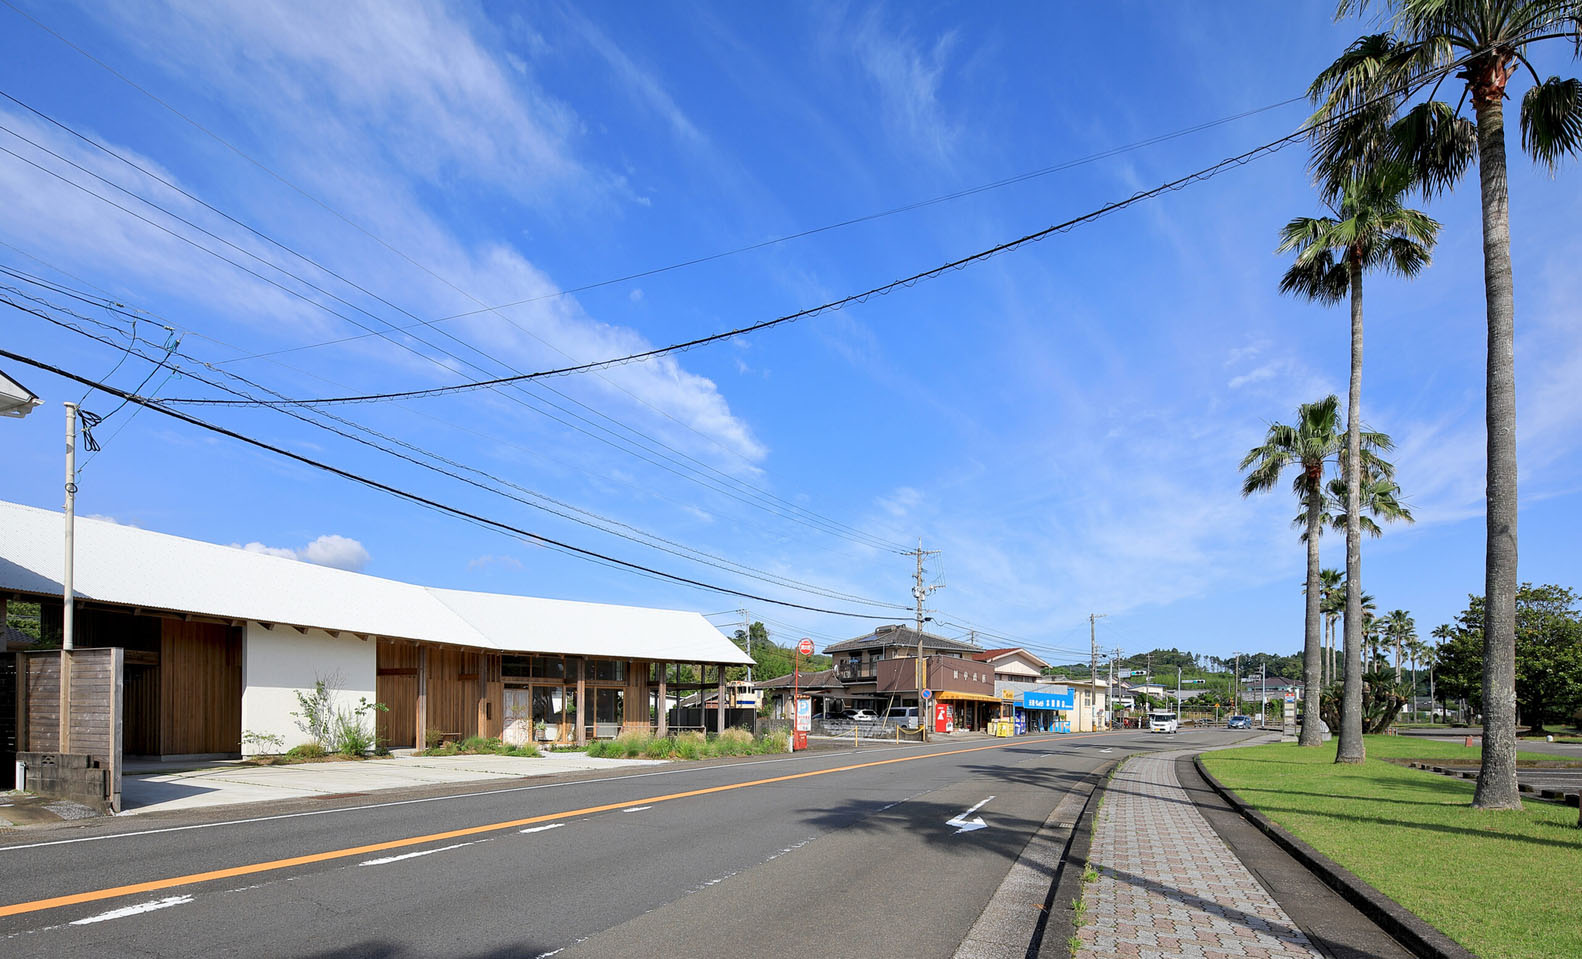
1019 689 1075 711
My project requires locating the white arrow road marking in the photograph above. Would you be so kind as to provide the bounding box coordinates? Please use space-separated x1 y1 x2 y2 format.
519 823 566 834
360 838 490 866
946 796 994 833
71 895 193 925
622 805 652 813
1099 748 1114 753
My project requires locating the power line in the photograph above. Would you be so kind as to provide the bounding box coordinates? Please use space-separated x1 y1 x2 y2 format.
0 9 920 553
5 287 911 610
235 95 1310 352
155 118 1332 411
0 259 910 561
0 124 907 551
0 343 906 620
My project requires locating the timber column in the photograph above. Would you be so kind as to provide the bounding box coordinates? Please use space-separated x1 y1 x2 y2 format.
656 662 668 736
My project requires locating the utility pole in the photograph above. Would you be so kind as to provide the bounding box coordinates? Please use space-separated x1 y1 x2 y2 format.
910 540 942 741
1261 661 1268 728
740 609 751 684
1176 666 1182 721
1089 613 1106 732
63 401 77 651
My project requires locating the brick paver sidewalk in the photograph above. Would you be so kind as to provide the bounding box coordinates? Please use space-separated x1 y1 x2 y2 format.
1073 750 1322 959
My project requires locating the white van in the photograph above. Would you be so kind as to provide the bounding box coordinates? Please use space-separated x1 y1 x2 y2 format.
1147 711 1179 734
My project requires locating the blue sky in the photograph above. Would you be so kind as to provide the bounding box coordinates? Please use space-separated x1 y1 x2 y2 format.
2 1 1578 667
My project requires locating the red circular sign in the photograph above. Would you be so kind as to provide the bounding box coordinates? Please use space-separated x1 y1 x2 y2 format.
797 638 814 656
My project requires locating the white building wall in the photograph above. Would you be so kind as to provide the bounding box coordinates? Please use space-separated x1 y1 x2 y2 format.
241 623 377 754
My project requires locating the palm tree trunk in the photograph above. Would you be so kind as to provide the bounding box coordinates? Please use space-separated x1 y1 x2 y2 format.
1471 81 1521 810
1301 493 1324 746
1337 259 1365 764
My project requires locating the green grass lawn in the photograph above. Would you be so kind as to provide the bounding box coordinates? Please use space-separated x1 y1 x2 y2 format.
1201 737 1582 959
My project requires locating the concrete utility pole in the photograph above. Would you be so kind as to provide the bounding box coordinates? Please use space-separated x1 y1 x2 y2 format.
740 609 751 684
1089 613 1106 732
909 540 942 741
63 401 77 651
1261 661 1268 727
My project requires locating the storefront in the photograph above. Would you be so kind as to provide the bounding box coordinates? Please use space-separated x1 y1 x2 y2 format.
1016 687 1076 734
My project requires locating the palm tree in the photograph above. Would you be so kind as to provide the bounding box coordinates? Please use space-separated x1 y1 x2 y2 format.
1277 174 1436 763
1384 609 1416 684
1322 0 1582 812
1242 396 1397 746
1319 568 1345 686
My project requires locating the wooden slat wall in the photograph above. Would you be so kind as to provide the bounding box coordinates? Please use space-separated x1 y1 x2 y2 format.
424 646 473 739
122 663 160 755
481 653 503 739
67 649 115 756
159 620 242 755
624 660 649 727
376 639 418 748
22 653 60 752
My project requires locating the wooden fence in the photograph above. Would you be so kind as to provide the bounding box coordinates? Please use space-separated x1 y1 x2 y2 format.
14 647 123 812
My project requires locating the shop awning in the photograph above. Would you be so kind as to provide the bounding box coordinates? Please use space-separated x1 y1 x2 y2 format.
935 691 1003 703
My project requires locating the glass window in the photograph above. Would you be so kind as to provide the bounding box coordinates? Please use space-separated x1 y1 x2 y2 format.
532 686 564 724
595 687 624 724
502 655 531 679
589 658 627 682
531 656 565 679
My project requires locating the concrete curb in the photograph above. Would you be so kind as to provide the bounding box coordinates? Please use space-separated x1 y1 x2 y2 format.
1406 762 1581 807
1194 756 1477 959
1032 758 1117 959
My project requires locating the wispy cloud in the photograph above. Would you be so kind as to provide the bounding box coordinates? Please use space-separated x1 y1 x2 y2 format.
846 11 962 164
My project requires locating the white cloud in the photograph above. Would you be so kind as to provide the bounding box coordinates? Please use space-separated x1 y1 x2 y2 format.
236 534 369 571
468 553 523 571
848 13 962 164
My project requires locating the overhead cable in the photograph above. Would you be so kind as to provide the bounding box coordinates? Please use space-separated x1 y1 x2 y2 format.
0 343 905 620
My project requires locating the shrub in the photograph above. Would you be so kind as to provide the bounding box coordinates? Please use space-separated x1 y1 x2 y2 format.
286 742 328 760
715 727 754 755
425 728 444 750
644 738 672 759
242 729 285 756
758 729 789 754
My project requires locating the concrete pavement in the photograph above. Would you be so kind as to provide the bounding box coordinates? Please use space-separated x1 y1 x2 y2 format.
1073 748 1326 959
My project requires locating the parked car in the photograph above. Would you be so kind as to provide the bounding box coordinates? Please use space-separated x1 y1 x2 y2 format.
844 709 878 722
1227 715 1253 729
883 706 920 728
1147 711 1179 734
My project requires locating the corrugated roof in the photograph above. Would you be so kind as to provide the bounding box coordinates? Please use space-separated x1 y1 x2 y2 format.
0 500 751 665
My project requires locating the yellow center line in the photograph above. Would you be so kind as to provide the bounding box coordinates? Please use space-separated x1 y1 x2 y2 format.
1 730 1120 918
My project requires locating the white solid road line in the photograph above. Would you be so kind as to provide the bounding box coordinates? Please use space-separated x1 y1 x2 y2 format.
69 895 193 925
519 823 566 834
359 838 491 867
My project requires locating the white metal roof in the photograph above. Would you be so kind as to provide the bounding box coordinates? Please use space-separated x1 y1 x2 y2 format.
0 367 42 418
0 500 752 665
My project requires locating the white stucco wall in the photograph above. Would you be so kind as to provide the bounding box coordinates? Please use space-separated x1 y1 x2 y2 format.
240 623 377 754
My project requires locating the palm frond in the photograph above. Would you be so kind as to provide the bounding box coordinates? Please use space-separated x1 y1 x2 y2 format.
1278 255 1350 304
1521 76 1582 170
1390 99 1476 197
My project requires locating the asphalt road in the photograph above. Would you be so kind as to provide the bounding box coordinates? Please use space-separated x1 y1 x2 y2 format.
0 728 1225 958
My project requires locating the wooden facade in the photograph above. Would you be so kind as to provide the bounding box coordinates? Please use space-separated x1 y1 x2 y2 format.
24 601 241 757
11 596 745 766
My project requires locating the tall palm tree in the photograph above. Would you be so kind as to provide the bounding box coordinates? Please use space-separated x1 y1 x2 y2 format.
1322 0 1582 812
1277 170 1436 763
1242 396 1397 746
